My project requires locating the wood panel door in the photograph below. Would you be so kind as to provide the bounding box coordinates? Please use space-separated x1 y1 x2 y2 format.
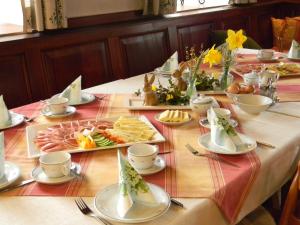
120 30 170 78
42 41 112 96
0 55 32 108
177 23 214 61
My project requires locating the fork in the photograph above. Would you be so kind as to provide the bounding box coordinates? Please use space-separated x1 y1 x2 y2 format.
185 144 239 168
75 198 112 225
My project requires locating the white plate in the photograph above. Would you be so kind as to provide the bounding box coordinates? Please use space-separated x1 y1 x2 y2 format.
198 90 225 95
26 116 166 158
199 117 238 129
94 183 170 223
41 106 76 118
0 161 20 189
126 98 190 110
257 56 279 62
31 162 80 184
134 156 166 175
287 57 300 62
0 112 24 130
53 92 95 106
154 112 192 126
198 132 257 155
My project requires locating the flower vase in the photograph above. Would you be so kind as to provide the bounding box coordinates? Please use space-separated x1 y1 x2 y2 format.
220 66 234 90
186 78 197 100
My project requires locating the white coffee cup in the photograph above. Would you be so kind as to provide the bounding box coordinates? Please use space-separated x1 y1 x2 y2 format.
258 49 274 60
207 108 231 121
45 97 68 115
39 152 71 178
128 144 158 170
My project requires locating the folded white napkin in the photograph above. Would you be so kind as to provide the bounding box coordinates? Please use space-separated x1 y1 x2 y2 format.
117 149 157 217
0 132 5 178
288 40 300 59
208 107 243 152
0 95 11 127
59 76 82 105
160 51 178 73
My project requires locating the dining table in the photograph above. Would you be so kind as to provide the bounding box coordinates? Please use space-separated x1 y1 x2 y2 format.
1 49 300 225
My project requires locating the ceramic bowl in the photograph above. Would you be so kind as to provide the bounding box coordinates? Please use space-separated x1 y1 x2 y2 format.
234 95 272 114
190 96 214 115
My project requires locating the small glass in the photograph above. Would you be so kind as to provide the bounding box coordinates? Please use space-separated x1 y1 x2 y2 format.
258 70 279 104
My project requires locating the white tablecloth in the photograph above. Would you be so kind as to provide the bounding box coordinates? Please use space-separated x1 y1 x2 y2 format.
1 73 300 225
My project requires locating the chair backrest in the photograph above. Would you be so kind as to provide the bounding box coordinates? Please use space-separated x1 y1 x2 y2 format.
280 162 300 225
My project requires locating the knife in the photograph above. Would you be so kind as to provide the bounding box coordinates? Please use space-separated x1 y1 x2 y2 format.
0 179 35 193
171 198 184 208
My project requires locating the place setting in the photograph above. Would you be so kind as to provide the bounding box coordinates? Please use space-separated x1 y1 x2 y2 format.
0 95 25 130
127 143 166 175
93 149 170 223
198 107 257 155
55 75 96 106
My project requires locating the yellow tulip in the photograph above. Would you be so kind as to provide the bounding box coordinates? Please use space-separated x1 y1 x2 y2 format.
166 94 174 101
151 85 157 91
226 29 247 50
203 45 223 68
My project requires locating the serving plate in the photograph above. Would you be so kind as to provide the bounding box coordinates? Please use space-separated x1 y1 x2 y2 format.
94 183 170 223
26 115 165 158
126 97 190 110
232 63 300 78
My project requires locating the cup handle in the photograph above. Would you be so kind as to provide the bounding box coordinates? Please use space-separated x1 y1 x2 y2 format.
232 96 238 104
62 164 70 176
43 105 51 113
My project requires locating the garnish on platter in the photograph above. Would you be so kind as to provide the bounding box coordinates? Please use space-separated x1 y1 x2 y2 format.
31 116 162 156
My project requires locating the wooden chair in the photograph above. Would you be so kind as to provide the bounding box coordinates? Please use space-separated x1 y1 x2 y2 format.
238 162 300 225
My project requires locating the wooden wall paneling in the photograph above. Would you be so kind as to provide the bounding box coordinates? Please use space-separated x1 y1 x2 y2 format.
108 37 126 79
177 23 214 61
167 26 179 57
256 12 275 48
219 15 250 34
120 30 170 78
42 41 112 96
24 48 50 100
0 54 32 108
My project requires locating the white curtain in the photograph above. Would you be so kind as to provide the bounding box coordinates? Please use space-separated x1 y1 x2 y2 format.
21 0 67 32
143 0 177 15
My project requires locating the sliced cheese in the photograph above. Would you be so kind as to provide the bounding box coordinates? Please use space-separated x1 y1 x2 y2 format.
158 110 190 122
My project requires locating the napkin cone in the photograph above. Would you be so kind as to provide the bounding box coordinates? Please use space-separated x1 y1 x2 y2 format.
59 76 82 104
0 95 11 127
117 149 157 217
208 108 243 152
0 132 4 179
161 51 178 73
288 40 300 59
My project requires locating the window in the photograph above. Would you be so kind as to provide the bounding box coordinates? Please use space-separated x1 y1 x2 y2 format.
177 0 229 12
0 0 23 36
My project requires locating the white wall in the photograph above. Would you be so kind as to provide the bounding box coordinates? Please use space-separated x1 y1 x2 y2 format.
66 0 144 18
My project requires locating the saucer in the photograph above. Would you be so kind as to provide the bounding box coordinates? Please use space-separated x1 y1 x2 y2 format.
0 161 20 189
134 156 166 175
287 56 300 62
53 92 96 106
198 132 256 155
257 56 279 62
0 112 24 130
41 106 76 118
31 162 80 184
199 117 238 129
